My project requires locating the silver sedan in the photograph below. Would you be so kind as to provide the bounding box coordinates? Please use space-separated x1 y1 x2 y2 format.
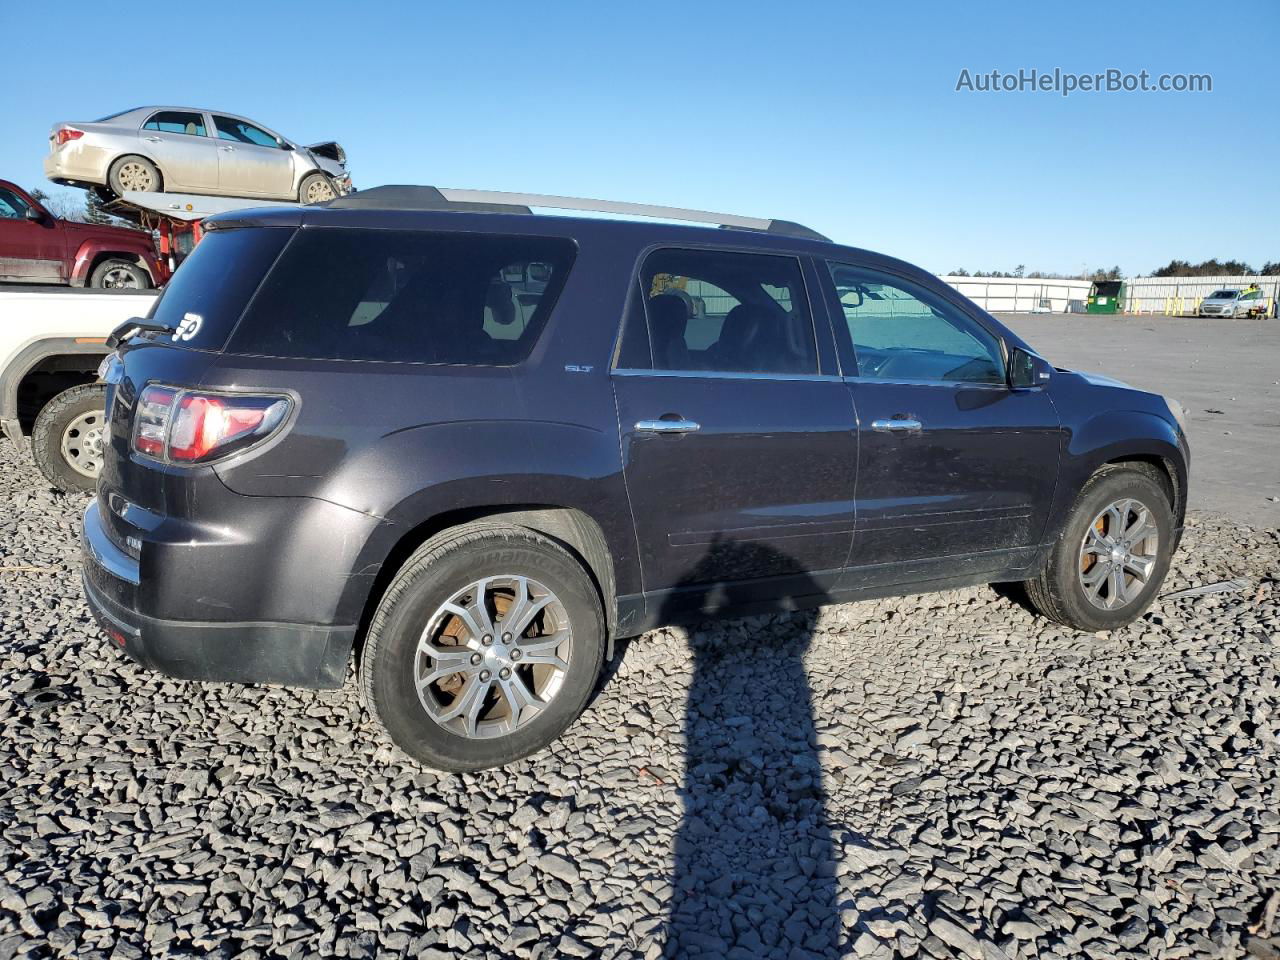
44 106 353 204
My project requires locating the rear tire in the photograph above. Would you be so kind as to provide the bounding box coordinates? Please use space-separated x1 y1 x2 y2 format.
89 258 149 289
31 383 108 495
108 155 161 196
360 522 606 771
1024 466 1174 632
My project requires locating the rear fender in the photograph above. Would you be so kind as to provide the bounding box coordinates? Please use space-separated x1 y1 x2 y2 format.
215 419 643 624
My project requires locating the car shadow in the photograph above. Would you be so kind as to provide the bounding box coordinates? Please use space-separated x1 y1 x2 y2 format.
658 537 841 958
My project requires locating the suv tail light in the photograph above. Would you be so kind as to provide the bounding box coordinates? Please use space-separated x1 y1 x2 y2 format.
55 127 84 146
132 385 291 464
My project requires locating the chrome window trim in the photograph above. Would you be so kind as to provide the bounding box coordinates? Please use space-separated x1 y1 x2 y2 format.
841 375 1010 391
612 367 843 383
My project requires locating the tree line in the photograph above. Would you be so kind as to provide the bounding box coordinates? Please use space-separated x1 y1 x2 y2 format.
948 266 1122 280
1149 258 1279 277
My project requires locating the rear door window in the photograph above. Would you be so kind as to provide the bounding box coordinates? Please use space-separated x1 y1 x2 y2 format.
227 229 576 365
148 227 293 350
633 248 817 375
143 111 207 136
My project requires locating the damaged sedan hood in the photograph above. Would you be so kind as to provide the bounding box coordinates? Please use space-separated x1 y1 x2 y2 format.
305 141 346 165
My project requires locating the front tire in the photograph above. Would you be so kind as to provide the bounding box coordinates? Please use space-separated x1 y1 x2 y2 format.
31 383 108 494
89 258 149 289
1025 466 1175 632
298 172 336 204
360 523 606 771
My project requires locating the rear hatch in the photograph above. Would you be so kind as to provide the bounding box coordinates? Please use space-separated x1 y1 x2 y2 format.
98 223 296 550
100 214 578 539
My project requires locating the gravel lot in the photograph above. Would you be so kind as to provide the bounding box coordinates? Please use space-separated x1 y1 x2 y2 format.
2 413 1279 957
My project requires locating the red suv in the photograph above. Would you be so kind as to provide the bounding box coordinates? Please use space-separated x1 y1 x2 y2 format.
0 179 166 288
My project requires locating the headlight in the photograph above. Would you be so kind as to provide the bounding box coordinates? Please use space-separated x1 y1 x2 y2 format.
1164 396 1188 434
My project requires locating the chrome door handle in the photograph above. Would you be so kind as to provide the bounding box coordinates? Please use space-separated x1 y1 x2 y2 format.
635 418 701 434
871 418 923 433
144 136 162 142
219 145 236 152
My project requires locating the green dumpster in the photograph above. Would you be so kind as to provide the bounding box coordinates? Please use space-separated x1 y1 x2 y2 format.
1086 280 1125 314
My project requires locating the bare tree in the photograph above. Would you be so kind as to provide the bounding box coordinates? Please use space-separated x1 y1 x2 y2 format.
28 187 86 222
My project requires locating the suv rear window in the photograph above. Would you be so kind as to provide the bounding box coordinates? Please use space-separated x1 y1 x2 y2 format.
227 229 576 365
149 227 293 351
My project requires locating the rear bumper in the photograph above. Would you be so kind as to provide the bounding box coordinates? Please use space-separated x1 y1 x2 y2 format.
44 148 108 187
81 500 353 688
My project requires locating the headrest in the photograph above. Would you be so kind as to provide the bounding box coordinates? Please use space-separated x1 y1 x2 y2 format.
647 294 689 334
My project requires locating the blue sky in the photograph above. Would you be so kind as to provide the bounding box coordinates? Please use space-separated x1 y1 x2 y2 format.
3 0 1275 275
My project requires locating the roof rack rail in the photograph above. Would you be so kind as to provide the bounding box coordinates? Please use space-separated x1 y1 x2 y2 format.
326 185 830 242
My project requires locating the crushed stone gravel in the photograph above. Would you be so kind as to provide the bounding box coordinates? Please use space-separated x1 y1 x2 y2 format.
0 438 1277 959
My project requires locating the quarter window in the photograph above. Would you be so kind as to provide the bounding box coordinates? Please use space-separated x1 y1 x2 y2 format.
828 263 1005 384
227 229 576 365
634 249 817 375
212 116 280 148
143 111 207 136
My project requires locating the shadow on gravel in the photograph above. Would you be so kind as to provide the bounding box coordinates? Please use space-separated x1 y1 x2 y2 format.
661 538 839 959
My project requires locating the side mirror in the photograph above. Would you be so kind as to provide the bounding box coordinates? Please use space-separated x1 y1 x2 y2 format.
25 206 44 222
1009 346 1052 389
278 139 294 150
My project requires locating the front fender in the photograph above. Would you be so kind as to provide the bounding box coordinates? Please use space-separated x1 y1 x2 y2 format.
1046 408 1189 542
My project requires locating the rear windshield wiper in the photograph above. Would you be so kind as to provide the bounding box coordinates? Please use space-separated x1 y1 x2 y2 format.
106 317 178 349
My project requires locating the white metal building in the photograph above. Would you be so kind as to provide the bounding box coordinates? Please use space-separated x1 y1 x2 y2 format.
939 276 1093 314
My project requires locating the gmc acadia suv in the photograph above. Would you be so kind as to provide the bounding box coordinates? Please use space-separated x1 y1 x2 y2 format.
81 186 1190 771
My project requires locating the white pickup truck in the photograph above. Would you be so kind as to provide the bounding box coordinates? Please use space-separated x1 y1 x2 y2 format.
1 286 158 491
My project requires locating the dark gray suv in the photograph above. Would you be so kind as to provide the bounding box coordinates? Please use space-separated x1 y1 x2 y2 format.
82 186 1190 770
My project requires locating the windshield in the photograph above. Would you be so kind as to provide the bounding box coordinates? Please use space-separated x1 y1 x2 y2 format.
1208 290 1239 299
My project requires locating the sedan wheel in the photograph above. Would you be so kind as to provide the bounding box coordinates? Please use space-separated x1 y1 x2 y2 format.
117 161 156 192
300 173 336 204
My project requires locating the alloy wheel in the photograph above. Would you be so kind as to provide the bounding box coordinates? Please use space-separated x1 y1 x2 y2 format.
100 266 140 289
415 575 571 739
1078 498 1159 610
